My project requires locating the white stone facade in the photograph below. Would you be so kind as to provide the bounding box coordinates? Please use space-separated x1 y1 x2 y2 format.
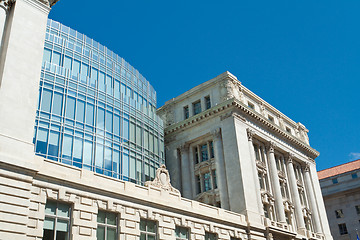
158 72 332 240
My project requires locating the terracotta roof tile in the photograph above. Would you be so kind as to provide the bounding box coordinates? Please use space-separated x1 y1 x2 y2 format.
318 159 360 180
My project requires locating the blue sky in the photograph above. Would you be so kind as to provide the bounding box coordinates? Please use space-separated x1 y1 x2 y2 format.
49 1 360 171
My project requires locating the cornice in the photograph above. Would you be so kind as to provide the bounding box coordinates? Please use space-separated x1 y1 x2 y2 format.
164 98 319 159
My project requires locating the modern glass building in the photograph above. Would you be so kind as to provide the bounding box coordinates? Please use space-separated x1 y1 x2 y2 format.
33 19 164 185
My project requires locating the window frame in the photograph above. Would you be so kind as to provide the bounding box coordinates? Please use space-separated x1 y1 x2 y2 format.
43 200 72 240
338 223 348 235
175 226 189 240
140 219 157 240
97 210 118 240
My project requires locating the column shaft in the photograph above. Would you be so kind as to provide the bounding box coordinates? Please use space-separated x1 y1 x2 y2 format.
286 155 305 231
267 142 286 223
212 128 230 210
180 145 192 198
304 165 322 233
246 129 264 216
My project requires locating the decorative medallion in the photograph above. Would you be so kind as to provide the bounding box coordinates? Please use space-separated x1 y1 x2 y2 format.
145 165 180 195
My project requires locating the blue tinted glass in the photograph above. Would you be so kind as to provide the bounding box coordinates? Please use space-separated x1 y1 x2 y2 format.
36 128 48 154
73 60 80 74
41 89 52 112
97 108 105 129
105 111 112 133
52 92 63 115
85 103 94 125
81 63 88 76
122 153 129 178
98 72 105 91
76 100 85 122
63 56 72 69
123 118 129 140
48 131 59 157
52 52 61 65
43 48 51 65
104 147 112 171
83 140 92 166
95 144 104 168
114 115 120 136
73 138 83 164
62 135 73 160
65 97 76 119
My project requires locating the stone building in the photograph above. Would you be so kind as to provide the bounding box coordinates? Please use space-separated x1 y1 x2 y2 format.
318 159 360 240
158 72 332 240
0 0 332 240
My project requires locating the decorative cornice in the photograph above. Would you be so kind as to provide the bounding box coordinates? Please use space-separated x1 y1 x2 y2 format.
246 128 255 141
163 98 320 159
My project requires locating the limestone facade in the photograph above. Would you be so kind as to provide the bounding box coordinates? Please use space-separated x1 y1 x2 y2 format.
158 72 332 240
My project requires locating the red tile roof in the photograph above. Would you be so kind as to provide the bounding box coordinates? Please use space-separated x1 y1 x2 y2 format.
318 159 360 180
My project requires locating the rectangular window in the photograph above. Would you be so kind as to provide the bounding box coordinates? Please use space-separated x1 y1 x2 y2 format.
192 101 201 115
175 226 189 240
203 172 212 191
338 223 348 235
97 211 117 240
43 200 71 240
205 96 211 109
332 178 338 184
352 173 358 179
201 144 208 162
335 209 344 218
209 141 214 158
212 170 217 189
184 106 189 119
205 232 217 240
140 219 157 240
194 147 199 164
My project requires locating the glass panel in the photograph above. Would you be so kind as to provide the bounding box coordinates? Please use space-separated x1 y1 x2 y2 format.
86 103 94 125
147 221 155 233
73 138 83 163
97 211 106 223
96 226 105 240
107 228 116 240
65 97 76 119
122 153 129 178
44 217 55 230
43 48 52 65
148 235 155 240
63 56 72 70
41 89 53 112
56 219 68 232
53 92 63 116
45 201 57 215
61 135 73 160
48 131 60 157
113 115 120 136
140 220 146 231
43 229 55 240
76 100 85 122
123 119 129 140
97 108 105 129
140 233 146 240
36 128 48 154
83 140 93 166
95 144 104 168
107 212 116 225
73 60 80 74
130 122 135 142
57 203 69 217
106 111 113 132
52 52 61 66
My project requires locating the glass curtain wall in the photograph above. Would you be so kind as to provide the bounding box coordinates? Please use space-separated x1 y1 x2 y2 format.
34 19 165 185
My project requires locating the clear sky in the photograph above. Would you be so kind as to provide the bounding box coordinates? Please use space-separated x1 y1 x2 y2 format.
49 0 360 171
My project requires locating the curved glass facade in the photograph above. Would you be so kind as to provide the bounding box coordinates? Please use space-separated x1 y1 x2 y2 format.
33 19 164 184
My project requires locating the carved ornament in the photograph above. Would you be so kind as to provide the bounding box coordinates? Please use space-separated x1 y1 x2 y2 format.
266 141 276 153
211 128 222 140
0 0 15 11
246 128 255 141
286 153 294 163
145 165 180 195
304 163 310 172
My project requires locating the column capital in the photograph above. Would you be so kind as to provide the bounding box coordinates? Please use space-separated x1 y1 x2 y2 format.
0 0 15 12
246 128 255 141
304 163 310 172
286 153 294 163
178 143 190 154
211 128 222 140
266 141 276 153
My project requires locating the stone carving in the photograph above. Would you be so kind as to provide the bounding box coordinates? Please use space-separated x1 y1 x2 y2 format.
145 165 180 195
246 128 255 141
211 128 222 140
38 0 59 7
0 0 15 11
304 163 310 172
259 102 265 116
286 153 294 163
266 141 276 153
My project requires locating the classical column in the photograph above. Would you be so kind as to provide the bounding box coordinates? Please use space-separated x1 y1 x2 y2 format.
0 1 11 51
179 144 192 198
286 154 306 231
267 141 286 223
304 163 322 234
188 146 197 198
246 128 264 216
212 128 230 210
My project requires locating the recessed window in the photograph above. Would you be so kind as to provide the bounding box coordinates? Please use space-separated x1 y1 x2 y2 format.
332 178 338 184
355 205 360 215
247 102 254 109
203 172 212 191
200 144 209 162
209 141 214 159
175 226 189 240
205 96 211 110
212 170 217 189
335 209 344 218
193 101 202 115
140 219 157 240
184 106 189 119
43 200 71 240
338 223 348 235
268 115 274 122
205 232 217 240
352 173 358 179
97 211 117 240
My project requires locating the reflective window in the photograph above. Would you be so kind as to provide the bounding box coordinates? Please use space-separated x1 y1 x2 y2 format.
205 232 217 240
43 200 71 240
175 226 189 240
